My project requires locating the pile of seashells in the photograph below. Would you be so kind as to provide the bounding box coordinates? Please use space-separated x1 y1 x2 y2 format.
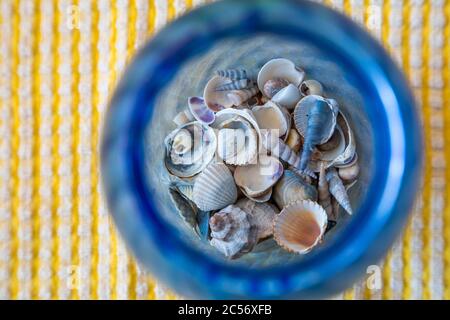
164 58 359 259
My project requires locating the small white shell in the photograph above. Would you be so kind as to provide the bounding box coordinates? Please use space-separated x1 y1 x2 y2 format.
236 198 279 240
204 76 235 111
263 78 289 98
257 58 305 93
252 101 290 139
192 163 238 211
273 170 318 209
274 200 327 254
164 122 217 178
234 155 284 198
226 87 259 106
272 84 302 110
300 79 324 96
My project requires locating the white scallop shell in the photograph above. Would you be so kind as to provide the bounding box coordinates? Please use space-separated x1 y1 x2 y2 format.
257 58 305 93
192 163 238 211
273 200 327 254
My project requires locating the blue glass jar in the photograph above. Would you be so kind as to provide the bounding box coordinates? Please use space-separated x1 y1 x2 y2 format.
101 0 422 299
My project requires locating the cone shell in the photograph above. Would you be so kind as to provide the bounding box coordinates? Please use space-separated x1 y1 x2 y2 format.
234 155 283 198
209 204 258 259
300 79 324 96
326 168 353 215
193 163 238 211
257 58 305 93
164 122 216 178
252 101 290 139
273 200 328 254
272 84 302 110
273 170 318 209
188 96 215 125
236 198 279 240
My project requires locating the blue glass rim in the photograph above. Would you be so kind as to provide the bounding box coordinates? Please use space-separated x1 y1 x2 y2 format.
101 0 423 298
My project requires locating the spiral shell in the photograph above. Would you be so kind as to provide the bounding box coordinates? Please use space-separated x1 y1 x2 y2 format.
326 167 353 215
273 200 327 254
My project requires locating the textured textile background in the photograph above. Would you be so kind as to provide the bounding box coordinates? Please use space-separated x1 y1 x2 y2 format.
0 0 449 299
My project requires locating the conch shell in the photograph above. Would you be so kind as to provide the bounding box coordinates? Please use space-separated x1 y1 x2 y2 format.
293 95 338 171
326 167 353 215
273 170 317 209
164 122 216 178
252 101 290 139
209 205 258 259
192 163 238 211
234 155 284 199
257 58 305 94
273 200 328 254
236 198 279 240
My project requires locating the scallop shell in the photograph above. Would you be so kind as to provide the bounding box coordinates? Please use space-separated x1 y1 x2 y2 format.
285 129 302 153
293 95 338 171
326 167 353 215
209 204 258 259
216 69 256 81
273 200 328 254
263 78 289 98
226 87 259 106
215 79 252 91
272 84 302 110
252 101 290 139
164 122 216 178
234 155 284 198
300 79 324 96
273 170 318 209
192 163 238 211
214 108 261 166
236 198 279 240
257 58 305 93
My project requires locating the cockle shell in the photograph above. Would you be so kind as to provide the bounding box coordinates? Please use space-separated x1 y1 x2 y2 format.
263 78 289 98
272 84 302 110
273 200 328 254
164 122 216 178
236 198 279 240
318 162 332 217
192 163 238 211
214 108 261 166
326 167 353 215
215 79 253 91
209 205 258 259
226 87 259 106
216 69 256 81
293 95 338 171
286 129 302 153
273 170 318 209
300 79 324 96
257 58 305 93
234 155 284 198
252 101 290 139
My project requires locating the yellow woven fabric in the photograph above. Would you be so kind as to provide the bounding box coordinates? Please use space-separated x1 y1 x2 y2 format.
0 0 448 299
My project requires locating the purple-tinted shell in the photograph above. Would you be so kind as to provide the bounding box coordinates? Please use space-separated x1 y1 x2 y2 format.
188 97 216 125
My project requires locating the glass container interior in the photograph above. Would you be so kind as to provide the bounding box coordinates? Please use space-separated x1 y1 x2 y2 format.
144 34 374 268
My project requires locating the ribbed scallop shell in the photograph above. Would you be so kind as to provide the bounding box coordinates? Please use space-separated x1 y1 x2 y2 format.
273 200 327 254
164 122 217 178
273 170 318 209
236 198 279 240
257 58 305 93
192 163 238 211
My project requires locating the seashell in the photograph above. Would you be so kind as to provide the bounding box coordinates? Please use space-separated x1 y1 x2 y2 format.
169 187 199 235
293 95 338 171
331 111 356 167
285 129 302 153
192 163 238 211
214 108 261 166
164 122 216 178
234 155 284 198
252 101 290 139
236 198 279 240
300 79 324 96
272 84 302 110
226 87 259 106
261 130 317 179
330 197 340 222
196 210 210 241
246 188 272 203
273 200 327 254
326 167 353 215
318 162 332 217
188 96 215 125
216 69 256 81
257 58 305 93
263 78 289 98
173 109 195 126
338 160 360 182
215 79 252 91
209 204 258 259
273 170 318 209
317 128 341 152
204 76 236 111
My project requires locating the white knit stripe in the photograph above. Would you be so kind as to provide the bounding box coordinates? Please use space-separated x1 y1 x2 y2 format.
350 0 365 26
391 237 404 299
155 0 168 32
136 0 150 48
